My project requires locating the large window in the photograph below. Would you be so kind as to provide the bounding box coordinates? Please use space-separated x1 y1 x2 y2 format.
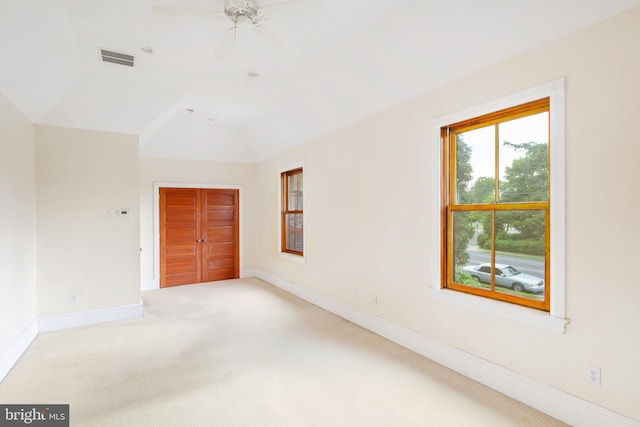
281 167 304 256
442 98 551 311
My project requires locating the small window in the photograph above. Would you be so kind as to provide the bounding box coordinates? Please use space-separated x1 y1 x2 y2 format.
442 98 550 311
281 167 304 255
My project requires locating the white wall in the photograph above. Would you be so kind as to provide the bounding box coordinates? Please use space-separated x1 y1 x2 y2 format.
251 8 640 422
36 125 140 316
139 156 254 290
0 91 36 361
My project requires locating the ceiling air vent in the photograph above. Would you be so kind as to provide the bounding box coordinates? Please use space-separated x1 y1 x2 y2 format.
100 49 134 67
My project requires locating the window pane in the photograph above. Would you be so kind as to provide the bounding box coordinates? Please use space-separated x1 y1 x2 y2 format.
498 112 549 202
453 211 490 290
285 213 303 253
494 210 546 301
296 173 303 209
456 126 495 204
287 173 302 210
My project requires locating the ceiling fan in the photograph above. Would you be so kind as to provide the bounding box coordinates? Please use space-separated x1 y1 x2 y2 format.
152 0 321 59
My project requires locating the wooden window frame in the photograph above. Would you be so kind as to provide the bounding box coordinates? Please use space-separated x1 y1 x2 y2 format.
281 167 304 256
442 98 550 311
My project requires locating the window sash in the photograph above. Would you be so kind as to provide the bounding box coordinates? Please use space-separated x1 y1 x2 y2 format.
445 206 550 310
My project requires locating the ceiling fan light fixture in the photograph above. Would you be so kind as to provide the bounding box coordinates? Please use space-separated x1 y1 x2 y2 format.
235 15 254 31
224 0 262 25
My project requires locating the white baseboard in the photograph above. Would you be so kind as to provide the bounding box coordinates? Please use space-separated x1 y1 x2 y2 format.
0 319 38 382
252 269 640 427
38 302 144 333
240 269 255 279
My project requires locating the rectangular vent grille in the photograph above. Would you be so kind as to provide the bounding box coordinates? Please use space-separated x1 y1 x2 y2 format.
100 49 134 67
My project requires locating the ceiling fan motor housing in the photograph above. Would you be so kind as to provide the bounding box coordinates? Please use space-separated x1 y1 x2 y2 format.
224 0 262 25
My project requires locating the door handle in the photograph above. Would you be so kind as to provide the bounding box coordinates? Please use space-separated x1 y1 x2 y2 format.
196 239 201 243
201 238 208 242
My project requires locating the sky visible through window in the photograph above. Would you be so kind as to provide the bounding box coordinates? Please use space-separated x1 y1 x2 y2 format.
463 112 549 184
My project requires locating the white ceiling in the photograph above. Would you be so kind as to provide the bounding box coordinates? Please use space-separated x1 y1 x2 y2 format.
2 0 639 162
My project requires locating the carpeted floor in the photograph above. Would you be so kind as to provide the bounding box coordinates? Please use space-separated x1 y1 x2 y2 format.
0 278 568 426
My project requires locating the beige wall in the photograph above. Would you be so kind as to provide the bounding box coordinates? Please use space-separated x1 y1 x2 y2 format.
251 8 640 421
0 92 37 354
36 125 140 316
139 156 255 289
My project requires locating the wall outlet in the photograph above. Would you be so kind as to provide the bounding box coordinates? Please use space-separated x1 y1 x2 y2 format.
586 366 601 385
371 294 378 305
71 294 79 302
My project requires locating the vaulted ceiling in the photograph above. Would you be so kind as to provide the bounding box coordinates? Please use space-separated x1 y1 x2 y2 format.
2 0 639 162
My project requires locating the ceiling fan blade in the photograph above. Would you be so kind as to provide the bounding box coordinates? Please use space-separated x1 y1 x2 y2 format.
213 27 237 60
260 0 322 20
151 6 225 19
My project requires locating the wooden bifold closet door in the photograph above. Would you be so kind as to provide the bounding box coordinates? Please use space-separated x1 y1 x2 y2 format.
160 188 239 288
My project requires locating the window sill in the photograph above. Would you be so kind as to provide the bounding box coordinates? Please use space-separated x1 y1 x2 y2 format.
279 252 306 264
430 287 569 333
